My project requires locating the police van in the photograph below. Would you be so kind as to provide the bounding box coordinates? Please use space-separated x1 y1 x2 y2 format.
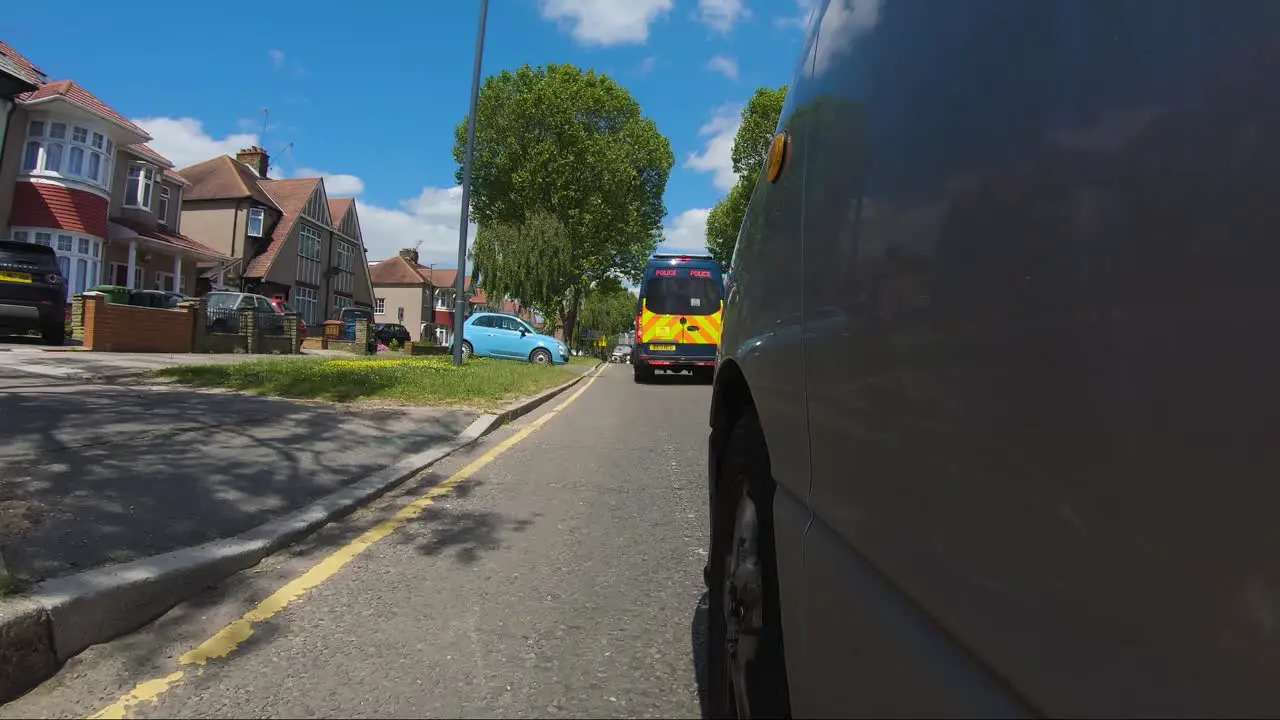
633 253 725 383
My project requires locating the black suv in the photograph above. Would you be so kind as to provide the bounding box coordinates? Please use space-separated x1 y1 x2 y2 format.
0 240 65 345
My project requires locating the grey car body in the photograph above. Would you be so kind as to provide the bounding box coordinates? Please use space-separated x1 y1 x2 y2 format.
706 1 1280 717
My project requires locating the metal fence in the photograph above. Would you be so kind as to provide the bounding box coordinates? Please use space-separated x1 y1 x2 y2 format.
205 307 290 336
206 306 240 334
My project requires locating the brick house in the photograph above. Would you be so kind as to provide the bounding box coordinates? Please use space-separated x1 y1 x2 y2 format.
177 147 376 326
0 41 228 298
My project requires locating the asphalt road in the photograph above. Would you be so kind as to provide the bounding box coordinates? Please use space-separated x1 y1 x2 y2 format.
2 363 714 719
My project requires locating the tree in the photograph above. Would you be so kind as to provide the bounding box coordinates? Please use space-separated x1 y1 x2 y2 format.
704 84 787 266
578 277 637 345
453 64 674 343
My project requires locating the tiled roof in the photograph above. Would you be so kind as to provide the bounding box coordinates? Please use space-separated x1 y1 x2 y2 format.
110 216 228 259
10 182 108 239
243 178 320 277
19 80 149 139
177 155 280 209
327 198 353 228
0 40 47 87
121 144 190 187
368 255 426 284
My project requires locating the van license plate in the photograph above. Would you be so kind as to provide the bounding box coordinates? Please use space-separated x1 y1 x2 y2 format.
649 344 676 351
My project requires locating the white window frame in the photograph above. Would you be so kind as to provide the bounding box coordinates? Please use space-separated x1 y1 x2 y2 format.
247 207 265 237
11 227 104 300
375 297 386 314
123 163 155 210
434 288 453 311
293 286 318 325
334 296 353 313
21 115 114 192
156 185 170 225
154 271 175 292
110 263 143 289
298 224 322 260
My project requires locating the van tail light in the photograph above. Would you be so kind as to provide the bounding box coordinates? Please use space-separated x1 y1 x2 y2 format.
635 314 643 336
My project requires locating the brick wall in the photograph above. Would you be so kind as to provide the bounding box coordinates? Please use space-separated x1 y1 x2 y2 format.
81 294 194 353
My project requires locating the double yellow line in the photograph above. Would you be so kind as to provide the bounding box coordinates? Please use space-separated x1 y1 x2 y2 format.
90 365 605 719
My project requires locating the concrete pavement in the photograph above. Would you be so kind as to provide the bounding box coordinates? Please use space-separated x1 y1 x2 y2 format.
0 379 476 581
1 363 714 719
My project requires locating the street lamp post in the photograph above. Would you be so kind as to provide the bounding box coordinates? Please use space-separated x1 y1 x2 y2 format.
453 0 490 366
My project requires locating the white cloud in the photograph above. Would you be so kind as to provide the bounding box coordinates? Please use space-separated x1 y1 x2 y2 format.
538 0 673 46
359 186 477 269
808 0 882 76
775 0 817 29
658 208 711 254
638 55 658 75
268 49 286 70
705 54 739 80
131 116 259 169
684 104 741 192
294 167 365 196
698 0 749 33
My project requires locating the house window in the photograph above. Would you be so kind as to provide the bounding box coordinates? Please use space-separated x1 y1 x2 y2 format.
124 164 155 210
334 296 353 314
434 288 454 310
375 297 386 314
21 117 114 192
156 186 170 225
336 241 354 271
11 227 103 299
155 271 175 292
247 207 265 237
298 224 322 260
293 286 318 325
110 263 143 289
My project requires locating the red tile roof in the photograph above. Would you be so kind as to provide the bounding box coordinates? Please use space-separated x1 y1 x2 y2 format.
368 255 427 284
19 80 149 139
327 198 353 229
9 182 109 239
178 155 279 208
243 178 320 277
0 40 47 87
110 216 227 259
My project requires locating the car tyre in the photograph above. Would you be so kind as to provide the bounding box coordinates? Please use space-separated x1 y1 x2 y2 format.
461 340 474 360
633 362 654 383
530 348 552 364
706 408 791 719
41 323 63 347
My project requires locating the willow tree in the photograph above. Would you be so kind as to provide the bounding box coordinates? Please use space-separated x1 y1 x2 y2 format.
453 63 674 342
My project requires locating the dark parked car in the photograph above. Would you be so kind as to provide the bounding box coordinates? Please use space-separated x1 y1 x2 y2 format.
0 240 65 345
373 322 412 346
706 1 1280 717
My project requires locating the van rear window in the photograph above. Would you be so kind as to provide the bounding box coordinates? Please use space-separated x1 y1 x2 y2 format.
644 275 722 316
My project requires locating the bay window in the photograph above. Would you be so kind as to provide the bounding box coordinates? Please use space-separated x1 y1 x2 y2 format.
124 164 155 210
10 228 103 300
21 117 114 192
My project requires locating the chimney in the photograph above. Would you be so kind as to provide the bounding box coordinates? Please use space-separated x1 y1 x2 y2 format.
398 248 420 264
235 146 269 178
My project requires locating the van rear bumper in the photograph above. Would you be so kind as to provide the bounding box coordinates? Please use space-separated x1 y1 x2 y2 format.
634 353 717 370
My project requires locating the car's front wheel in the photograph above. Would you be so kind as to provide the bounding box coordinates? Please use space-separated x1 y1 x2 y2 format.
706 408 791 719
461 340 474 360
530 348 552 364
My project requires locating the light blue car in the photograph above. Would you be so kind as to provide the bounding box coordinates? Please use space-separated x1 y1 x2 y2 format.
451 312 568 364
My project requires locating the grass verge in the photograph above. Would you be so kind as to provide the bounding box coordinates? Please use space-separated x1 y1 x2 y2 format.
0 573 23 597
153 356 584 409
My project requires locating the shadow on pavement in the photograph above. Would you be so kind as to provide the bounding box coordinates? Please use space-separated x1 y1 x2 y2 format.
693 590 711 719
0 383 476 582
646 371 715 386
389 480 540 565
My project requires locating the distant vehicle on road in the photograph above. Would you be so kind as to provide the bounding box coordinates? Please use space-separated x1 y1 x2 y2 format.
373 322 412 346
204 291 284 333
705 2 1280 718
0 240 65 345
633 253 724 383
451 312 567 364
610 344 632 363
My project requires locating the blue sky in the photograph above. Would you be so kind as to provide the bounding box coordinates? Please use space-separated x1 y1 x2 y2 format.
4 0 813 267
